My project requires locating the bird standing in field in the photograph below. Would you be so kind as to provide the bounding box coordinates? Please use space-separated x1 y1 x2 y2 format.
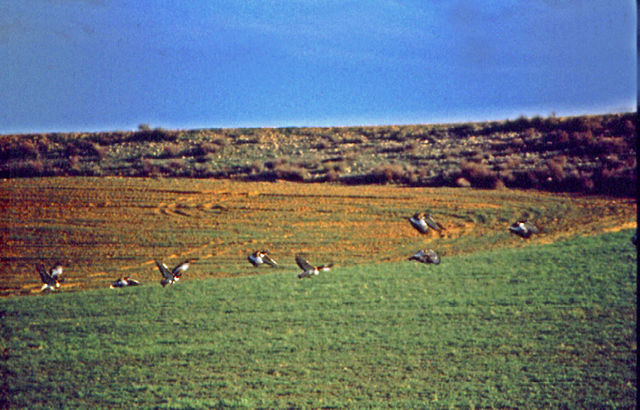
110 276 140 288
248 250 278 267
408 249 441 265
156 259 196 287
409 212 445 235
508 220 539 238
36 263 64 291
295 254 332 279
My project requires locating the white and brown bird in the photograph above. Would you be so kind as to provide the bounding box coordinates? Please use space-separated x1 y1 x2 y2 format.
156 259 196 287
408 249 441 265
248 250 278 267
295 254 332 279
509 220 539 238
36 263 64 291
110 276 140 288
409 212 445 234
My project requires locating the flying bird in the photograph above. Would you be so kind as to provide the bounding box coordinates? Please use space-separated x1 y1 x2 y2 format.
295 254 332 279
110 276 140 288
36 263 64 291
248 250 278 267
408 249 441 265
156 259 196 287
509 220 539 238
409 212 445 234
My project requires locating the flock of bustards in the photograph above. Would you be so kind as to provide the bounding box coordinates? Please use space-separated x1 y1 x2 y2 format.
36 212 633 292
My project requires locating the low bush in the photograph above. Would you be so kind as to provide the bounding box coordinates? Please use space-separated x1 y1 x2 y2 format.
63 140 107 160
545 156 567 181
0 159 46 177
0 139 40 161
460 161 500 189
341 164 418 185
129 127 177 143
200 140 226 154
323 168 341 182
249 160 265 175
161 143 183 158
374 164 405 183
140 158 160 177
272 162 307 182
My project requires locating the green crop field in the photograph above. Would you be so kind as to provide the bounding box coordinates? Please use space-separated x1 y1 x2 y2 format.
1 230 636 408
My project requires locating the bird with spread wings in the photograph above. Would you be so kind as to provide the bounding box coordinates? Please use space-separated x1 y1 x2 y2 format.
155 259 196 287
295 254 333 279
409 212 445 235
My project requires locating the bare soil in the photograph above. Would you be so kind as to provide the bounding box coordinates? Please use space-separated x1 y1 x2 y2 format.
0 177 635 297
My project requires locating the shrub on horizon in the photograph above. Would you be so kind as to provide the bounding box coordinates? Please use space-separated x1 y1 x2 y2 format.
460 161 500 189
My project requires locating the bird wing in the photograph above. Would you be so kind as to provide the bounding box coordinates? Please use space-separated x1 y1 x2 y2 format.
524 222 539 234
425 215 444 231
409 217 429 234
295 255 314 271
509 223 523 233
263 254 278 266
172 261 190 277
36 264 55 285
409 250 424 261
426 249 441 264
509 223 533 238
50 265 63 277
155 260 173 279
317 263 333 271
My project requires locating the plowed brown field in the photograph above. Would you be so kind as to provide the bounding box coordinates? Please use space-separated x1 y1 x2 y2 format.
0 177 635 296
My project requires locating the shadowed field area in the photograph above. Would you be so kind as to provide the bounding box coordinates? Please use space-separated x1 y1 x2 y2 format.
0 177 635 296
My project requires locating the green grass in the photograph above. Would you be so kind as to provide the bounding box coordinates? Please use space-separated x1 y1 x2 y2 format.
1 231 636 408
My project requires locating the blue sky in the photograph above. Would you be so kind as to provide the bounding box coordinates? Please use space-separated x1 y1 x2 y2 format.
0 1 636 134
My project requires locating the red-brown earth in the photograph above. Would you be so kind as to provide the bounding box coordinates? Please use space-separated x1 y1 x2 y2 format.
0 177 635 297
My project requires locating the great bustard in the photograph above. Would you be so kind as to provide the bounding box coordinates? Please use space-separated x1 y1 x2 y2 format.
248 250 278 267
408 249 441 265
36 263 64 291
110 276 141 288
508 220 539 238
409 212 445 235
295 254 332 279
155 259 196 287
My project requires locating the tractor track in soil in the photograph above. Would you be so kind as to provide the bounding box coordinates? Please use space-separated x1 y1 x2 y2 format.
0 177 635 297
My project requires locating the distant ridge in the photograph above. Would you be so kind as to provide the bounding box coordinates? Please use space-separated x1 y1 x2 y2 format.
0 112 636 196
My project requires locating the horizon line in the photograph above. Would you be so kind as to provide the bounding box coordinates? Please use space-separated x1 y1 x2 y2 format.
1 109 636 136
